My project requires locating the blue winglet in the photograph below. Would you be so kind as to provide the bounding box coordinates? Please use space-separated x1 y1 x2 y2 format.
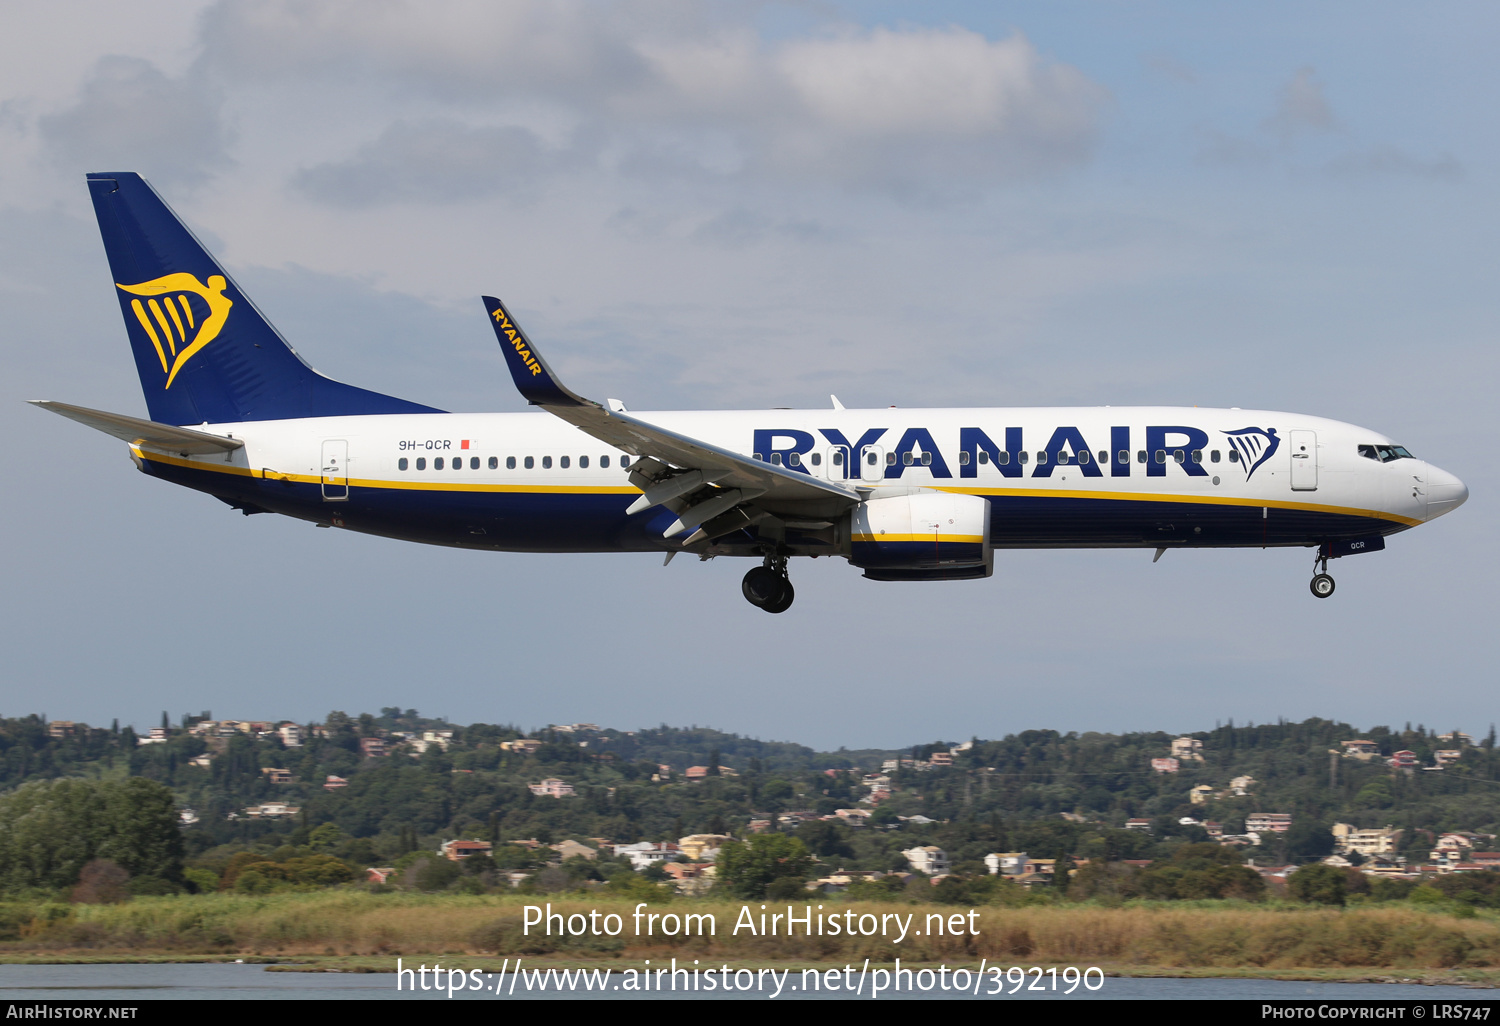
482 296 591 408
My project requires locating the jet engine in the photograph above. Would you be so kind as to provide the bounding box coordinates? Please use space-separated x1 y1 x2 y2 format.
848 491 992 581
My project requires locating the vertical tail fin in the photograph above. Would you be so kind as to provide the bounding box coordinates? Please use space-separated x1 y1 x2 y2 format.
87 172 442 425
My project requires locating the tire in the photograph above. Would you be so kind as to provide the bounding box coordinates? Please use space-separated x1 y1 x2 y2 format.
742 566 781 606
762 579 795 614
1310 573 1335 599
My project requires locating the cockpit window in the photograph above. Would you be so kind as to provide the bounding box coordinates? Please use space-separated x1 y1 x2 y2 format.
1359 444 1415 463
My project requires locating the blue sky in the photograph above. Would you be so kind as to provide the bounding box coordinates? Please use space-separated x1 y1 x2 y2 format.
1 2 1494 748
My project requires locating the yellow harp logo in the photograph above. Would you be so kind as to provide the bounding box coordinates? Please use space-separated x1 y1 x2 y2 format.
117 273 233 388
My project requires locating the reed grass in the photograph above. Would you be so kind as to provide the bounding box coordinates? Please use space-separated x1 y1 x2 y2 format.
2 894 1496 970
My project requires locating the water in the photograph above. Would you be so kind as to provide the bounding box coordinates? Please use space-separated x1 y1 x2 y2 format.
0 963 1491 1000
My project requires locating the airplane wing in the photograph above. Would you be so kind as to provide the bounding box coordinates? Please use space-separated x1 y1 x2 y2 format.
29 400 245 455
482 296 861 543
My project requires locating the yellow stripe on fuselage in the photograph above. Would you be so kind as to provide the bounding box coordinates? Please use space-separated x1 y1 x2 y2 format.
130 448 1421 524
852 534 985 544
932 485 1421 528
133 448 637 494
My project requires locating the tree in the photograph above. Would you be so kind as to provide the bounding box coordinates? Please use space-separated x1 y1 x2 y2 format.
1284 820 1335 861
715 835 814 898
0 778 183 893
1288 863 1347 905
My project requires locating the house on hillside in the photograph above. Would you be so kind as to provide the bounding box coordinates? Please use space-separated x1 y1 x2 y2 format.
1246 813 1291 834
1332 823 1401 856
1171 737 1204 761
902 846 949 875
528 778 575 798
440 840 492 861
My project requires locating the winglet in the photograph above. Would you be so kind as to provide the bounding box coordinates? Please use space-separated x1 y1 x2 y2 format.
482 296 593 409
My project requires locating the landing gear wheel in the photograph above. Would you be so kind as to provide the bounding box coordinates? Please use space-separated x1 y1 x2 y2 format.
762 579 795 614
1310 573 1335 599
742 566 782 606
742 556 794 612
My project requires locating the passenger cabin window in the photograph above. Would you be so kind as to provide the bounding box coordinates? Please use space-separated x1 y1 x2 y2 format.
959 451 972 466
788 452 801 466
416 457 426 470
620 456 630 468
831 451 844 466
867 451 878 465
1154 450 1166 464
903 452 913 466
398 457 409 471
1137 450 1147 463
1210 450 1220 463
524 456 534 469
1078 450 1092 465
600 455 610 468
1097 451 1107 464
470 457 480 469
1036 451 1048 464
506 456 516 469
1228 450 1240 463
886 452 896 465
1057 451 1070 465
580 455 589 468
542 456 552 469
998 451 1010 465
754 453 763 461
1174 450 1185 463
771 453 782 466
810 452 821 466
1118 450 1129 464
560 455 570 469
1018 451 1028 464
434 457 444 470
453 458 461 471
1190 450 1202 463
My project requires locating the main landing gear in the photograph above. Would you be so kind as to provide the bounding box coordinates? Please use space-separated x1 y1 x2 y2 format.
743 555 794 613
1310 552 1335 599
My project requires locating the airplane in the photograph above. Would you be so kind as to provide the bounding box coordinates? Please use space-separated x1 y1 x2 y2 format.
32 172 1468 613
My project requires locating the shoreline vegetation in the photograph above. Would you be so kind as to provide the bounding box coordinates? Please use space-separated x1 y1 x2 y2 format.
3 894 1499 986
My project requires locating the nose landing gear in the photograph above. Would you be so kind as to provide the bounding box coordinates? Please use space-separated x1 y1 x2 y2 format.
742 555 794 613
1310 552 1335 599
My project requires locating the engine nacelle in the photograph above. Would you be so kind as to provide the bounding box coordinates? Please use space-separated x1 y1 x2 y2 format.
849 491 992 577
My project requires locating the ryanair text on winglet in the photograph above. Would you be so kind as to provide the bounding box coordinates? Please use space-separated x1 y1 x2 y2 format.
493 307 543 376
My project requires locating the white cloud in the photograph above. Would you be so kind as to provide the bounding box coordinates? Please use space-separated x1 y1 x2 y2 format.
1263 66 1337 140
291 119 571 206
38 56 228 188
199 2 1106 196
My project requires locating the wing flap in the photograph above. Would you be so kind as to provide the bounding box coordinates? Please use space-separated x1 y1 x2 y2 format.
29 400 245 454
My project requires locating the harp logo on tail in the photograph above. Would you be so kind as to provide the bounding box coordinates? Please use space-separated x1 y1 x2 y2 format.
116 273 234 388
1224 426 1280 480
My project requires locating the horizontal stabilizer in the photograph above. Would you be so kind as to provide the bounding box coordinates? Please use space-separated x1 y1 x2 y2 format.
29 400 245 455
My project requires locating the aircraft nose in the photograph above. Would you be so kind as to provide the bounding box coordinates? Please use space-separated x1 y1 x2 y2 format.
1424 463 1468 521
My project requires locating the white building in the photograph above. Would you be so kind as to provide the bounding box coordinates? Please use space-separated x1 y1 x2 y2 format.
902 846 949 875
